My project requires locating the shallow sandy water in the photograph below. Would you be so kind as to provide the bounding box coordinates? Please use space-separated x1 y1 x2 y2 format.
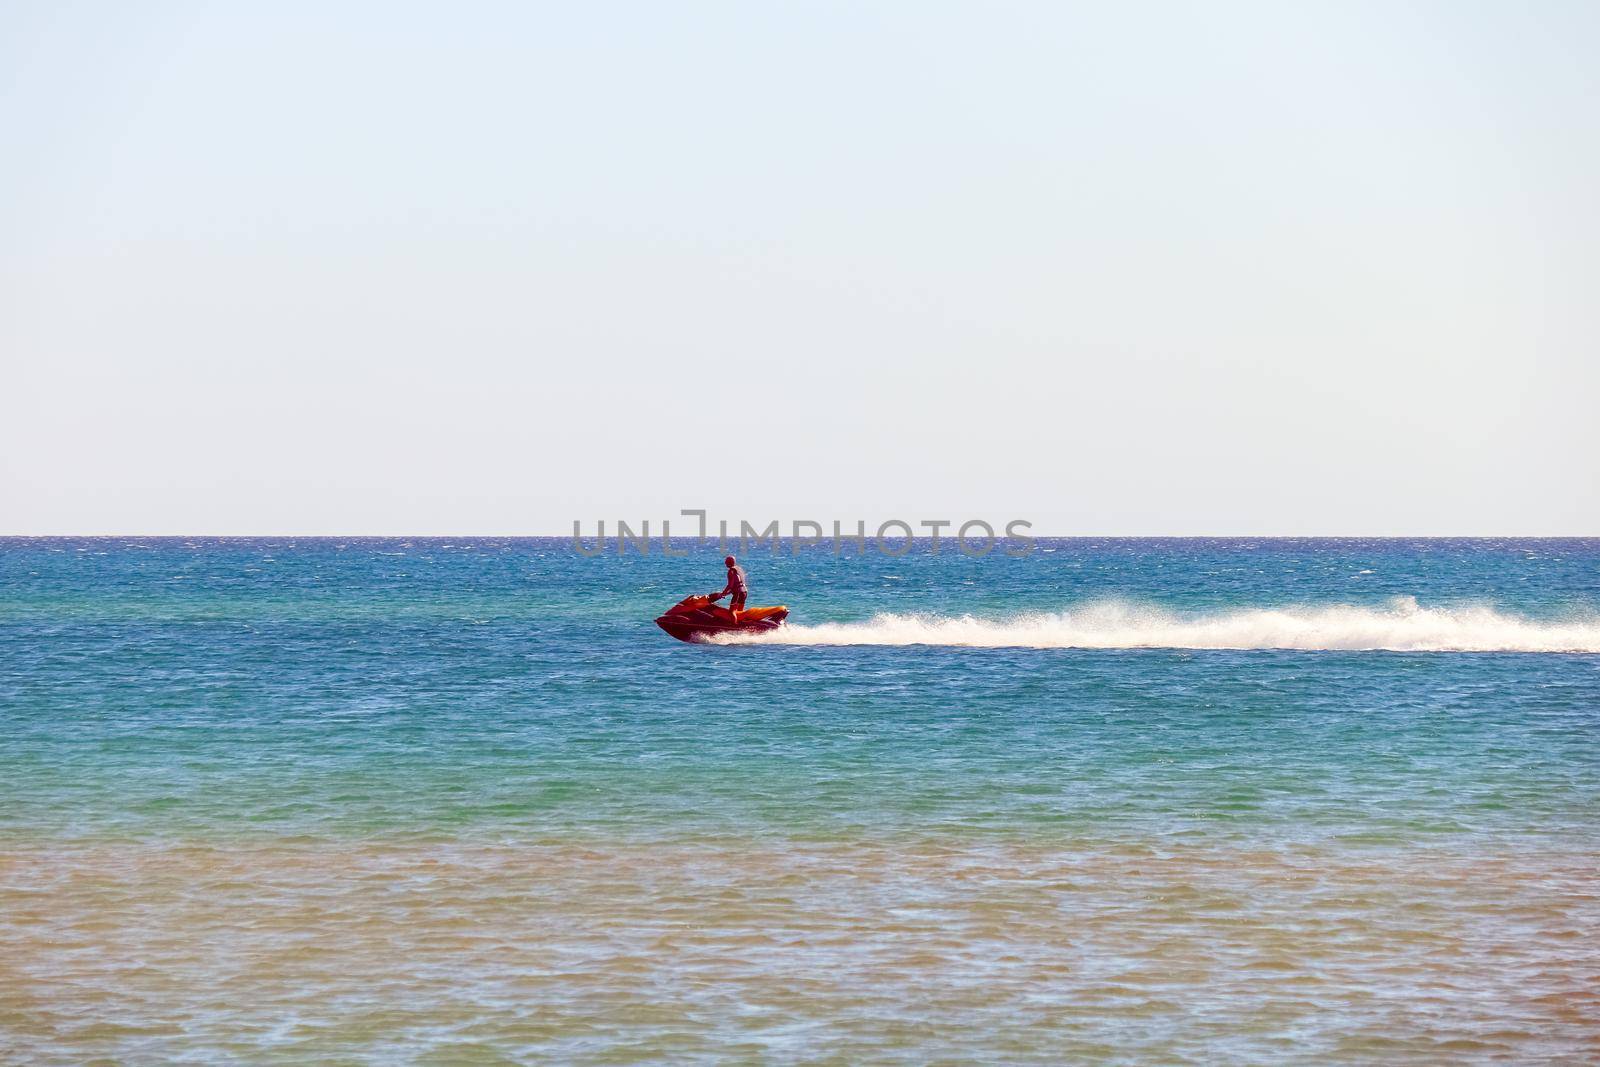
4 838 1596 1064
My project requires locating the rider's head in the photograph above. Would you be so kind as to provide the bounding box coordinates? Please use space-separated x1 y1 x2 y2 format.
724 555 737 567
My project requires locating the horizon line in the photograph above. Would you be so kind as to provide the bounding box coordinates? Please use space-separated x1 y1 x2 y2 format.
3 533 1596 541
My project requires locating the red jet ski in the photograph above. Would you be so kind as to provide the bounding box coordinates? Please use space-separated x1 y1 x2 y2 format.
655 594 789 643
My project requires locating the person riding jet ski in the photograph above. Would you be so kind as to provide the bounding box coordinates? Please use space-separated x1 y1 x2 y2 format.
654 555 787 642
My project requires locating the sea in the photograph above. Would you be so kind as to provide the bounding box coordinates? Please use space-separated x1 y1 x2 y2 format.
2 536 1597 1064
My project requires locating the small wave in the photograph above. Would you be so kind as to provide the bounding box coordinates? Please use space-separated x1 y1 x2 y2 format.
710 598 1600 653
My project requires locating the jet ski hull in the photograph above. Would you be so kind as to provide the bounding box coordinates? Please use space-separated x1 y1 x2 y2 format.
654 595 789 643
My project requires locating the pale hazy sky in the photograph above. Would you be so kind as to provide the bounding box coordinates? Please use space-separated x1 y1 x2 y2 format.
3 1 1597 534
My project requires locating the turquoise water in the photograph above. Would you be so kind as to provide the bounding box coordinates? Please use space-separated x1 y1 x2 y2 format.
4 537 1597 842
3 538 1599 1062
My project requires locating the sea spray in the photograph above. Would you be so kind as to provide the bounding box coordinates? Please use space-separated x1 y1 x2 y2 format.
711 596 1600 652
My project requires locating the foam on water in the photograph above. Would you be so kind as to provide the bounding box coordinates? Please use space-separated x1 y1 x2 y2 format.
714 596 1600 652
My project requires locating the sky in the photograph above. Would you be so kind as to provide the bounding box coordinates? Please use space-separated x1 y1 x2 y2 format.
2 1 1597 535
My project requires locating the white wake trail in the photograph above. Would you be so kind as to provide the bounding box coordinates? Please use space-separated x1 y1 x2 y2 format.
710 598 1600 653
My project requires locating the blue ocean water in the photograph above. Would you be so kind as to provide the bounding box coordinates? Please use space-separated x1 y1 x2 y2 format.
3 537 1597 842
3 537 1598 1062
